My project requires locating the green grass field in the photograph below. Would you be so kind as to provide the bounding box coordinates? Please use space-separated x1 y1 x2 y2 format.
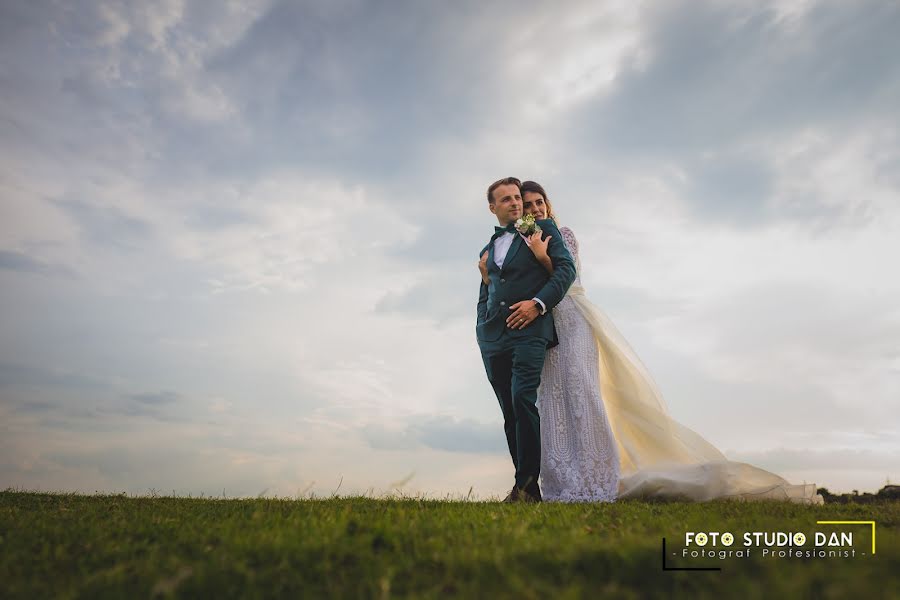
1 490 898 598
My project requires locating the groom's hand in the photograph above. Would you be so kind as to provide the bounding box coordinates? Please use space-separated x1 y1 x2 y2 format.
506 300 540 330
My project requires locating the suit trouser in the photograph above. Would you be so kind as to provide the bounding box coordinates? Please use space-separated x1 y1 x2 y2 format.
480 336 548 489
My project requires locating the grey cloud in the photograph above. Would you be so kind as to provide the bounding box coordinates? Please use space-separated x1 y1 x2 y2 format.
0 362 194 424
102 389 224 424
575 0 900 154
34 440 304 497
1 392 113 433
142 0 567 191
182 203 259 231
361 423 420 451
0 1 60 50
561 0 900 225
99 403 184 422
362 416 506 454
374 279 472 325
42 442 261 492
416 417 506 454
49 447 139 481
680 152 774 225
48 197 154 251
127 391 180 405
0 362 111 391
0 2 153 169
0 250 75 278
4 399 55 414
200 0 489 179
6 0 899 232
1 0 459 200
2 0 594 236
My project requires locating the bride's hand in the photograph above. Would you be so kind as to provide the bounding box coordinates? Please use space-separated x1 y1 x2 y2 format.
525 231 551 259
478 251 489 285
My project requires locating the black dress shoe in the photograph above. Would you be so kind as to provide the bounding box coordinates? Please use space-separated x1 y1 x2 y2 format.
502 486 520 503
519 482 542 503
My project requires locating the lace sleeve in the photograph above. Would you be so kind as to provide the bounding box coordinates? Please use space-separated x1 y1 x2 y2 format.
559 226 581 280
559 226 578 261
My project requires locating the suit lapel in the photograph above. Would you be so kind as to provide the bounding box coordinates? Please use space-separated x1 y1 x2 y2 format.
501 233 524 271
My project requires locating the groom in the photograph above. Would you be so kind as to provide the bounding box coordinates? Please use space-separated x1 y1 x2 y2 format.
476 177 576 503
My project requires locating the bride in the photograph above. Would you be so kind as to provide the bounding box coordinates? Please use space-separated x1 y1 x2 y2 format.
481 180 824 504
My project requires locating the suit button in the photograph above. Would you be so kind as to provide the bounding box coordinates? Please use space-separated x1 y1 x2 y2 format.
500 301 506 307
500 278 506 283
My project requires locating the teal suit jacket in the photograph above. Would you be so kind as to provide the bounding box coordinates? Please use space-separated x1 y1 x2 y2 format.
476 219 576 351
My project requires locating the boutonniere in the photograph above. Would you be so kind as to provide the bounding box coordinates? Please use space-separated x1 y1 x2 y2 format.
515 214 542 236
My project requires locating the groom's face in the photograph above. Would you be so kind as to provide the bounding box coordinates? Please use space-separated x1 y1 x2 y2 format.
489 183 523 225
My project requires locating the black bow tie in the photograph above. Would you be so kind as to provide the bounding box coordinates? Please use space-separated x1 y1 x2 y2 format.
494 223 517 236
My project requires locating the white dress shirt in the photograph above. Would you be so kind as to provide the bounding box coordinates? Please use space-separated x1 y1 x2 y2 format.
492 231 515 269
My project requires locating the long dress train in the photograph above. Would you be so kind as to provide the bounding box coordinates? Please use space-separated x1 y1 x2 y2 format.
543 225 823 504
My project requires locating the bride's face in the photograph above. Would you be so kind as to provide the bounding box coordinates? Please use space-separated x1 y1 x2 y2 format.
523 191 548 220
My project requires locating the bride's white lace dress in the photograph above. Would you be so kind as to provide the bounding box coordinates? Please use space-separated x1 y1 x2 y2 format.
537 225 823 505
538 226 620 502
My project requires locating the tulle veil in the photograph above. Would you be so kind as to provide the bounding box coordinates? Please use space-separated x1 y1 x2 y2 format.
566 280 824 504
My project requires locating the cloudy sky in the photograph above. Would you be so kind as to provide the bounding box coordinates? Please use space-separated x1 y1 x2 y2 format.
2 0 898 499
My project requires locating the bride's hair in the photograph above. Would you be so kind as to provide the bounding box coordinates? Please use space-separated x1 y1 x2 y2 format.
521 180 556 222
